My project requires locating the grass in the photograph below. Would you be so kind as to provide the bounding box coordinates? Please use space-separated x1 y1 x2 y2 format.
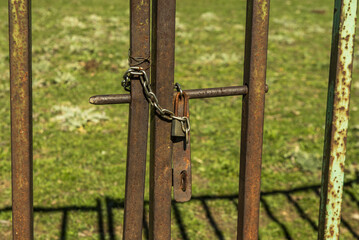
0 0 359 239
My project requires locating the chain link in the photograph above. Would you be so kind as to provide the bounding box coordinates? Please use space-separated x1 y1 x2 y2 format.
122 67 190 137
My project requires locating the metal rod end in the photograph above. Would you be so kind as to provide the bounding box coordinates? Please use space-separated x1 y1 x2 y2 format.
89 97 96 104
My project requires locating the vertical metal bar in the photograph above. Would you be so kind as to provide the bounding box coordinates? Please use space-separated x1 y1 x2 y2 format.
122 0 150 239
237 0 270 239
318 0 357 239
9 0 33 239
149 0 176 238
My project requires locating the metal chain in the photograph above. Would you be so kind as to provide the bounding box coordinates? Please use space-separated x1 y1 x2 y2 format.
122 67 190 138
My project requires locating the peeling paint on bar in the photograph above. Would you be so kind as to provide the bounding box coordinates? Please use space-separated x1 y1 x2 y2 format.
318 0 357 239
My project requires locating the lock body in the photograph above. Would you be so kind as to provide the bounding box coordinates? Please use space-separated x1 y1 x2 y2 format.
171 119 186 138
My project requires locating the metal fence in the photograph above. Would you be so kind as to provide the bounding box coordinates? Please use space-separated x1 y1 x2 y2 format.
8 0 357 239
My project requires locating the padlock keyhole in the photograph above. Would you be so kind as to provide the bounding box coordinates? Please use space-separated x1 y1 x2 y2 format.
180 171 187 192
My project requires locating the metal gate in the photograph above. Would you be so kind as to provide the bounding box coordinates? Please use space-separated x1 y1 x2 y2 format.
8 0 357 239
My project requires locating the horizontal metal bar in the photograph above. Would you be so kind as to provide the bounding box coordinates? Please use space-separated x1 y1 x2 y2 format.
89 94 131 105
186 85 249 99
89 85 268 105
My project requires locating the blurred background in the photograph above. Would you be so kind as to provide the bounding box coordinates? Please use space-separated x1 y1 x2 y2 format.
0 0 359 239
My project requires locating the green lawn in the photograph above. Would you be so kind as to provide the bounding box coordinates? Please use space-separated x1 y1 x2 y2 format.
0 0 359 239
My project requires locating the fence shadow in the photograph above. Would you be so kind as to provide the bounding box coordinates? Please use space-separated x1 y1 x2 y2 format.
0 175 358 239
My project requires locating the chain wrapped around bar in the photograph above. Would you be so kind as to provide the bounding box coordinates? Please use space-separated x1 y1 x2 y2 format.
122 67 190 138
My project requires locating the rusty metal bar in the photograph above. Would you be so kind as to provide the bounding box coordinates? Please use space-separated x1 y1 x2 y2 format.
89 85 270 105
318 0 357 239
149 0 176 238
237 0 270 239
122 0 151 239
9 0 33 239
89 94 131 105
185 85 249 99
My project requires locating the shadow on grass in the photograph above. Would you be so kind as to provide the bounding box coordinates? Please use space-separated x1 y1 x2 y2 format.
0 176 358 240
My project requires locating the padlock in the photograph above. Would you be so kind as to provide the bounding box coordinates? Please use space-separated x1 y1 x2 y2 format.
172 119 186 137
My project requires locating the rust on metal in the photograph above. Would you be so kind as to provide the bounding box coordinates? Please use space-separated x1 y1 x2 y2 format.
185 85 249 99
149 0 176 238
237 0 270 239
122 0 151 239
9 0 33 239
89 85 269 105
318 0 357 239
89 94 131 105
172 92 192 202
